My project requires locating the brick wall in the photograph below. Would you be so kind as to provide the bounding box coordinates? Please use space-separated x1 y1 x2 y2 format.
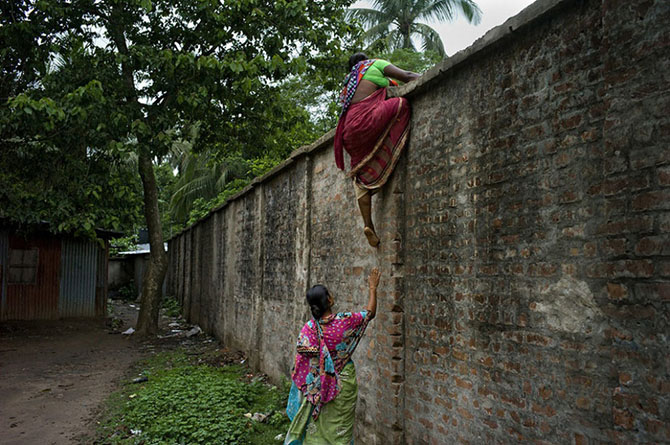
166 0 669 443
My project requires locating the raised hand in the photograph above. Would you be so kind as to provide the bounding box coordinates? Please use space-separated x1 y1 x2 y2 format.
369 267 381 290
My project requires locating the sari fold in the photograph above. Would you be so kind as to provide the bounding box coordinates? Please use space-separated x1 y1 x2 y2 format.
285 362 357 445
334 88 410 191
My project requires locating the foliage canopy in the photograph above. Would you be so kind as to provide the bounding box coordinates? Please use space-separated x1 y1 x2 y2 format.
1 0 357 238
1 0 357 333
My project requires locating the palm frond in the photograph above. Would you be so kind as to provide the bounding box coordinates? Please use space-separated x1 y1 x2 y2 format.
362 20 396 45
180 174 215 197
170 152 215 220
419 0 482 25
370 0 406 16
347 8 390 28
363 28 403 54
354 0 483 57
386 28 408 52
412 22 446 56
169 176 213 222
214 165 231 190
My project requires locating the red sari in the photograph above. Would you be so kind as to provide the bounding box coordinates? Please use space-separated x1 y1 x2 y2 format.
334 88 410 190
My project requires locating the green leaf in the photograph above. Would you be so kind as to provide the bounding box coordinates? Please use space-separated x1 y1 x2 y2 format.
229 61 243 74
140 0 152 12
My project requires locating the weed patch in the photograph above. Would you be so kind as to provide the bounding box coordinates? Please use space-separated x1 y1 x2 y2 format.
96 350 289 444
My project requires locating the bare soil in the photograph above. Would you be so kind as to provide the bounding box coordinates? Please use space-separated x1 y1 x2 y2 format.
0 301 148 445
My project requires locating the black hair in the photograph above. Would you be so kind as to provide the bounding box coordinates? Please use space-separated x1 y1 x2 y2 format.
306 284 330 319
348 52 368 71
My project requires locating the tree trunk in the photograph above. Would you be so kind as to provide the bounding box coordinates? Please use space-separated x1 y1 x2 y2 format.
401 23 412 49
135 153 168 335
107 8 167 336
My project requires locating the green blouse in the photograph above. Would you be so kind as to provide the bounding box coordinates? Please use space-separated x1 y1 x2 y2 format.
361 59 392 87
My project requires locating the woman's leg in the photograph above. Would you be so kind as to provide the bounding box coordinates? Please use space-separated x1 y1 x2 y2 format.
354 182 379 247
357 193 379 247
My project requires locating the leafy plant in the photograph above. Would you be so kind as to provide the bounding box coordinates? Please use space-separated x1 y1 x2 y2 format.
185 178 250 227
116 281 137 301
96 351 290 445
376 48 443 74
110 235 139 256
160 296 181 318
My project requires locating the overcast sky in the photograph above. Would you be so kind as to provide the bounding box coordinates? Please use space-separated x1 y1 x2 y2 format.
351 0 537 56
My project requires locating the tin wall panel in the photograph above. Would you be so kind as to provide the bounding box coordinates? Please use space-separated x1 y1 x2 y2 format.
0 231 7 316
59 239 98 317
3 234 61 320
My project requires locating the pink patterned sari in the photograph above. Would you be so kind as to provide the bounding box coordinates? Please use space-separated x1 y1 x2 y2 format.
290 311 370 420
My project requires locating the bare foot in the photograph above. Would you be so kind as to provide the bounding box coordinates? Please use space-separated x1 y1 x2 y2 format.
364 227 380 247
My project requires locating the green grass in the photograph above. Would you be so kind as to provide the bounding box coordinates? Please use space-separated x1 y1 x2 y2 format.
95 350 290 445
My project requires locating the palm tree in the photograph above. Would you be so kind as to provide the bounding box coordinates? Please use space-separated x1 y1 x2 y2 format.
168 143 247 223
349 0 482 57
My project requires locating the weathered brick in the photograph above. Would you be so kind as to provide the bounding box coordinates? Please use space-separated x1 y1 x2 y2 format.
605 282 629 301
634 236 669 256
590 174 650 196
658 166 670 186
630 145 670 170
454 376 473 390
634 282 670 302
613 408 634 430
575 397 591 410
660 212 670 233
595 216 653 235
632 190 670 211
599 238 627 257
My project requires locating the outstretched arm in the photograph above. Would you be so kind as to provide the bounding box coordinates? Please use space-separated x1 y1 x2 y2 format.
383 64 420 83
366 267 381 320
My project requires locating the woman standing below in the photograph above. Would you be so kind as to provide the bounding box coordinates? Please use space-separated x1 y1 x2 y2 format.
284 268 381 445
334 53 420 247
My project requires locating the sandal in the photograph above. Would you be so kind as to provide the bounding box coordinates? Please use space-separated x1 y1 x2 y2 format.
364 227 380 247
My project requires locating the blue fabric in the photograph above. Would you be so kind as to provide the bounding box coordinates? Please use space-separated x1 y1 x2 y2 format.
324 355 335 373
287 381 301 421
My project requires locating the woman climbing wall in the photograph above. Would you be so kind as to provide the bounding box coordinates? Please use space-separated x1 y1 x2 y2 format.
334 52 419 247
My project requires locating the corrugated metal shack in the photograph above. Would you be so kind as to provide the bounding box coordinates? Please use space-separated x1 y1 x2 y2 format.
0 223 117 320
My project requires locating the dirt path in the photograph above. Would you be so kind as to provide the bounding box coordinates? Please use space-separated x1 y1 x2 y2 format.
0 301 144 445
